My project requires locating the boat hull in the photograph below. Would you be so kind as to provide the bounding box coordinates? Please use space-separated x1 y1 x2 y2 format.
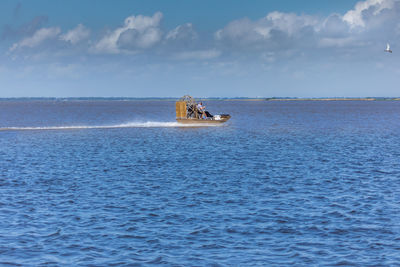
177 115 230 124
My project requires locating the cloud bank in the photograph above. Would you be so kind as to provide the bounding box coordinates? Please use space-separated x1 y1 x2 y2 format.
94 12 163 53
4 0 400 60
60 24 90 44
10 27 61 51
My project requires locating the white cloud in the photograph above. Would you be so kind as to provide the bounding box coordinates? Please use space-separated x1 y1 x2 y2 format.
166 23 198 41
10 27 61 51
93 12 163 53
214 0 400 53
174 49 221 60
60 24 90 44
265 11 318 36
343 0 396 28
117 27 162 50
215 12 318 47
215 17 264 43
6 0 400 61
319 14 350 37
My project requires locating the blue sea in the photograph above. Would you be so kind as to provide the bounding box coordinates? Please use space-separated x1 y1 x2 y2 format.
1 99 400 266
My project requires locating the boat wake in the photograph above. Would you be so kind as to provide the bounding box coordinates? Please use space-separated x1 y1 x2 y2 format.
0 121 223 131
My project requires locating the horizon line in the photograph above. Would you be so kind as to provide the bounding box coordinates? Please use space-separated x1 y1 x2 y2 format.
0 96 399 101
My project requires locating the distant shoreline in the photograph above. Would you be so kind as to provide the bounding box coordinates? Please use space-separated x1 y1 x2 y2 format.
0 97 399 101
263 98 397 101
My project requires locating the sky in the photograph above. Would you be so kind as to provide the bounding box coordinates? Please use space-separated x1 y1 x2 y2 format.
0 0 399 97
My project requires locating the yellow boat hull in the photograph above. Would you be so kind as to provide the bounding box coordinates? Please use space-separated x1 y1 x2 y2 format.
177 115 231 124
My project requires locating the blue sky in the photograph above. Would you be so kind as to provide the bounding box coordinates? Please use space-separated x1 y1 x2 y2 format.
0 0 399 97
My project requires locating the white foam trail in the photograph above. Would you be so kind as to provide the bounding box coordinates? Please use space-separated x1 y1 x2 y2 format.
0 121 223 131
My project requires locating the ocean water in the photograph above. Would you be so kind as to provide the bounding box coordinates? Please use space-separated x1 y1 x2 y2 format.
0 99 400 266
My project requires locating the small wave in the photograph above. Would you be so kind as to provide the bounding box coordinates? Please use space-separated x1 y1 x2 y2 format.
0 121 223 131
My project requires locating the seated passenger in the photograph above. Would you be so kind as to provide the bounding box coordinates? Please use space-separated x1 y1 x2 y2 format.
197 102 206 119
204 110 213 118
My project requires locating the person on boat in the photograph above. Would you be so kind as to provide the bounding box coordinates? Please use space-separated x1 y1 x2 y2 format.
197 102 206 119
204 110 213 118
197 102 213 119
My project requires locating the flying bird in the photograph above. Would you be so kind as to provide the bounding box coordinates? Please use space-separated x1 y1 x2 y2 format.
385 43 392 53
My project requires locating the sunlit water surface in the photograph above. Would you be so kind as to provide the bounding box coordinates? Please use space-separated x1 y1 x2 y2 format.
1 100 400 266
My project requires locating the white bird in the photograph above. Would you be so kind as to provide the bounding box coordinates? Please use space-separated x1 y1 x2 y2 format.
385 43 392 53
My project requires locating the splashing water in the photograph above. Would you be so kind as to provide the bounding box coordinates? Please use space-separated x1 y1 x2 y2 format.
0 121 223 131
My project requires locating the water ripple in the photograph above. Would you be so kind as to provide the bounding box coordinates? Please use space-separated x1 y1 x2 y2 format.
0 100 400 265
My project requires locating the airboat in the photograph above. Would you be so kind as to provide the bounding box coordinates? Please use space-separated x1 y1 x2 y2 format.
176 95 231 124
